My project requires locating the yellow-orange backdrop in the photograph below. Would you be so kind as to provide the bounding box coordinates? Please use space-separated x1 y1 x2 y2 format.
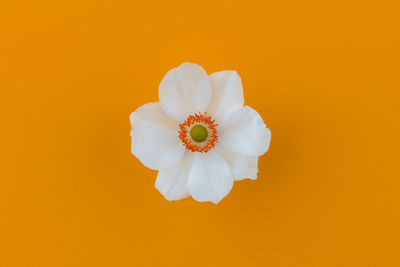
1 0 399 266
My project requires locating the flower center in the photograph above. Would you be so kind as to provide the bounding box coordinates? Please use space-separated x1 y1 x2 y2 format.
190 125 208 142
178 112 218 153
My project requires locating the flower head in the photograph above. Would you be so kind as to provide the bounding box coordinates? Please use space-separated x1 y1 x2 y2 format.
130 63 271 204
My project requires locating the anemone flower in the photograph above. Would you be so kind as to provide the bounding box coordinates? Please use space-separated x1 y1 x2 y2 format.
130 63 271 204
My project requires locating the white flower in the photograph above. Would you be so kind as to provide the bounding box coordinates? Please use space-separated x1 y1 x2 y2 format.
130 63 271 204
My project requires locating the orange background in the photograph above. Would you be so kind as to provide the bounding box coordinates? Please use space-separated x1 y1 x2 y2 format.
1 0 399 266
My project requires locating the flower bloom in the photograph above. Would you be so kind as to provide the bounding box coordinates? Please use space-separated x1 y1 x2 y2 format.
130 63 271 204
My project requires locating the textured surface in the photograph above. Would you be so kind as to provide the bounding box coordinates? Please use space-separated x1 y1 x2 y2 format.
1 0 399 266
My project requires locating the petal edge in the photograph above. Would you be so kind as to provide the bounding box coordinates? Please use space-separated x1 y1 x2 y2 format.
215 144 259 181
159 63 212 121
219 106 271 157
187 150 233 204
155 152 194 201
131 122 185 170
207 70 244 122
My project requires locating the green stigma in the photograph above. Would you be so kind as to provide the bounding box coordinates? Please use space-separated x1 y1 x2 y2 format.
190 125 208 142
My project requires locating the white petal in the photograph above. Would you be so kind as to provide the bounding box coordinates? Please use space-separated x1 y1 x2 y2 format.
155 152 194 201
219 106 271 157
207 71 244 122
131 122 185 170
130 102 178 132
159 62 212 121
187 150 233 204
214 144 258 181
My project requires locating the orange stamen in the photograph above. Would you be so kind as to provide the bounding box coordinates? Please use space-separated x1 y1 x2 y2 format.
178 112 218 153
